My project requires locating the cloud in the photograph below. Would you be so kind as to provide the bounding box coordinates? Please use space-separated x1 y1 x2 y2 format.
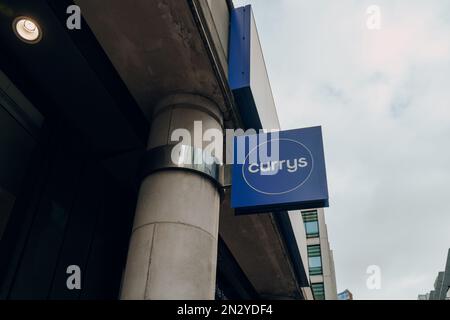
234 0 450 299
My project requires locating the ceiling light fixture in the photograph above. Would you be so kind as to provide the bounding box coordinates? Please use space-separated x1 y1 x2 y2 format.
13 16 42 44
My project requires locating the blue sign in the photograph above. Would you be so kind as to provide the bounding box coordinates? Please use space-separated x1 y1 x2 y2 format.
231 126 329 214
229 5 280 130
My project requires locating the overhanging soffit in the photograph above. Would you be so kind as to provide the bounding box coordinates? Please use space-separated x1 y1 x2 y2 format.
75 0 231 123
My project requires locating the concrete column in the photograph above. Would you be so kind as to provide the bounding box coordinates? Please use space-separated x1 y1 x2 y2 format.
120 94 223 300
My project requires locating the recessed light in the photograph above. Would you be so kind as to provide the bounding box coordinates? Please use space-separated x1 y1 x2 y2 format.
13 16 42 44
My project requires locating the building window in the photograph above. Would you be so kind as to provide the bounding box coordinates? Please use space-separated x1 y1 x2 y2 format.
307 245 322 276
311 283 325 300
302 210 319 238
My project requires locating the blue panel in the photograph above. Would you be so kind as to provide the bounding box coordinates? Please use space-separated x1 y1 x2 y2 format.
229 5 251 90
229 6 264 130
232 87 262 130
231 127 329 214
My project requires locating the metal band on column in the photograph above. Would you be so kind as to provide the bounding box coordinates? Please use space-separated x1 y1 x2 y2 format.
141 144 223 187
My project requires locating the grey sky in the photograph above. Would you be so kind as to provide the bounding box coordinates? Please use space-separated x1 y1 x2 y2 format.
233 0 450 299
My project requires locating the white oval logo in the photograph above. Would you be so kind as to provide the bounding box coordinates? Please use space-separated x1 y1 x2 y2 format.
242 139 314 195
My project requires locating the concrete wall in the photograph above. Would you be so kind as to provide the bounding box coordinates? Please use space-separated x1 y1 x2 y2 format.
201 0 231 78
317 208 338 300
289 210 314 299
206 0 230 58
328 249 338 299
305 208 338 300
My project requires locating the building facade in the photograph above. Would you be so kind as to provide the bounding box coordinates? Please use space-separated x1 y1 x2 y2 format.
0 0 331 300
338 289 353 300
417 293 429 300
418 249 450 300
301 208 338 300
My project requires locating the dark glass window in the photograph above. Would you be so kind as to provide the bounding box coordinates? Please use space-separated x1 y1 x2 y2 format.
311 282 325 300
307 245 322 275
302 210 319 238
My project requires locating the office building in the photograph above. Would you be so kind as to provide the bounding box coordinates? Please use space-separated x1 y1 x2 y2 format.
418 249 450 300
301 208 338 300
417 293 429 300
0 1 332 300
338 289 353 300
